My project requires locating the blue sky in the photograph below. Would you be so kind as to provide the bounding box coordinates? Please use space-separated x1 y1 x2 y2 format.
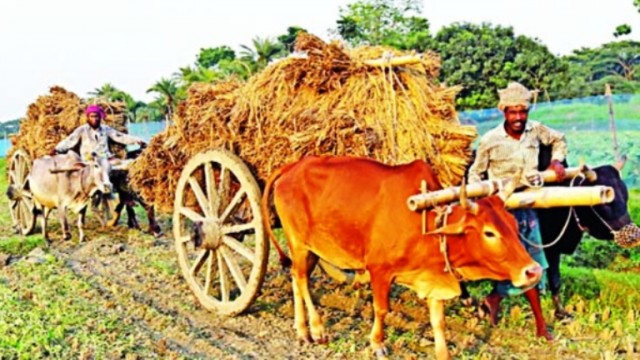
1 0 639 121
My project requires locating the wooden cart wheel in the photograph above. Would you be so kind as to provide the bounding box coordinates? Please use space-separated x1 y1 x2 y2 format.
7 149 36 235
173 150 269 316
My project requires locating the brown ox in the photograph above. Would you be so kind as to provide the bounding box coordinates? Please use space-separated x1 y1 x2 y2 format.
261 156 542 360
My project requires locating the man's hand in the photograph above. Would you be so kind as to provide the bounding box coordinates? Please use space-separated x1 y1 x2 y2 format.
547 159 566 182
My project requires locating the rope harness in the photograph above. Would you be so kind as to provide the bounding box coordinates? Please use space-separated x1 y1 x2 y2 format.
518 171 638 249
431 204 465 281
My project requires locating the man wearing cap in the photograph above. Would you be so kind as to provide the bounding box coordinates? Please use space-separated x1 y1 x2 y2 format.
51 104 146 159
467 82 567 341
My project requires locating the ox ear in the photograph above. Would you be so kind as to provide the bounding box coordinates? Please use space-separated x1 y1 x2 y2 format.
426 221 465 236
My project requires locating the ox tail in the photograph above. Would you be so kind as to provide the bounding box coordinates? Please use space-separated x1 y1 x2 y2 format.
261 164 292 269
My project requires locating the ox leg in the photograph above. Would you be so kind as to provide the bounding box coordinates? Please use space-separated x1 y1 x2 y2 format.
59 206 71 241
142 200 163 237
428 297 452 360
41 208 51 242
290 243 326 343
369 272 391 357
77 207 87 243
523 288 553 341
125 203 140 230
107 198 125 228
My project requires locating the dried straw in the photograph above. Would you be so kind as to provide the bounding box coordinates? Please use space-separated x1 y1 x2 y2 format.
129 33 477 213
8 86 129 161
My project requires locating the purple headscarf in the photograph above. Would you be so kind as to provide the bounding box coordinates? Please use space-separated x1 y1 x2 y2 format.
85 104 106 119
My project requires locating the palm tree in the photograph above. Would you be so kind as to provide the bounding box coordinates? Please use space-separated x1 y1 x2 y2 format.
239 36 285 71
175 65 220 87
147 78 179 125
89 83 121 101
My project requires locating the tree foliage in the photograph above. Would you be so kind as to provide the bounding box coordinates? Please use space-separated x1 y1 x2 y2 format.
564 40 640 95
614 24 632 38
433 23 567 109
277 26 307 53
334 0 432 51
196 46 236 68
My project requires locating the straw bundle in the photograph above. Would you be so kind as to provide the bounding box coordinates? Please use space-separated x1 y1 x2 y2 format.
129 33 477 213
8 86 129 161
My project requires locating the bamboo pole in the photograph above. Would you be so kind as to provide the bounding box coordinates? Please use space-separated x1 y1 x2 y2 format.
605 83 621 162
407 166 598 211
504 186 614 209
363 53 423 67
407 179 508 211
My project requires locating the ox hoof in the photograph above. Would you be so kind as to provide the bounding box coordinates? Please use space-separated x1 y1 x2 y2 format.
479 296 502 326
554 309 574 322
461 296 476 308
63 234 72 241
297 334 313 345
537 329 554 342
312 333 328 344
373 346 389 358
150 228 164 238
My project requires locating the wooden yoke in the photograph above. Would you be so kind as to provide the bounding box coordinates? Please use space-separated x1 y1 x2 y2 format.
408 166 602 212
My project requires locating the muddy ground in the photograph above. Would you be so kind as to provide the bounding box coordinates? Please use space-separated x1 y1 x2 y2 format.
2 211 638 359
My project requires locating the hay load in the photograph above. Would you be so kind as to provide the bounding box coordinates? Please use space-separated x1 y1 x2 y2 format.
8 86 128 160
129 33 477 213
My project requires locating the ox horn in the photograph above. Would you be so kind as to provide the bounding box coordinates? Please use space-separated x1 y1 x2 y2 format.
498 165 524 203
614 154 627 172
459 177 479 214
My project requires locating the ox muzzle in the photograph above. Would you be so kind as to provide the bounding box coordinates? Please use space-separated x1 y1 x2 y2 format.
513 263 543 289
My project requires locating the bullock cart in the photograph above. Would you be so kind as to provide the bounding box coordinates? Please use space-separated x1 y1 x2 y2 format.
129 33 478 317
6 147 132 236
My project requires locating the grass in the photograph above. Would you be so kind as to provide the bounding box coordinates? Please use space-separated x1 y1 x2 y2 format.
0 258 158 359
1 150 639 359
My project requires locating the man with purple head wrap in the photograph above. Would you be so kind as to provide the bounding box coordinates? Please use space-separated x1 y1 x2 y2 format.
52 104 145 159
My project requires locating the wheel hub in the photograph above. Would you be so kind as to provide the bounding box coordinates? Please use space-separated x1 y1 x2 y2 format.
201 219 223 250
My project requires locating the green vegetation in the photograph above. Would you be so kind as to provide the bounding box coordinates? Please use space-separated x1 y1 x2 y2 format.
0 259 158 359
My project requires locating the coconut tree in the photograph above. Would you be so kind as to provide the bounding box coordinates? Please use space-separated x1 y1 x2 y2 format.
89 83 121 101
239 36 285 70
147 78 179 125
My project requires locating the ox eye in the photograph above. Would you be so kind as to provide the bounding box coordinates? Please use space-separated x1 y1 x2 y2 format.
484 230 496 238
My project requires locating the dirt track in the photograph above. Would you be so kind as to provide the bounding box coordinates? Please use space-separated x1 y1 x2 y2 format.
3 218 622 360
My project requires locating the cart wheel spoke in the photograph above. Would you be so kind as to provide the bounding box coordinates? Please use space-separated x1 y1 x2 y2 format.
217 250 230 303
188 176 211 217
180 206 205 223
221 246 247 292
205 162 216 217
8 171 17 185
219 189 246 222
223 222 255 235
190 250 210 276
204 253 215 295
222 235 255 263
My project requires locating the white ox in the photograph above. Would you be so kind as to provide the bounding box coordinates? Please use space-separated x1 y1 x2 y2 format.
17 152 112 242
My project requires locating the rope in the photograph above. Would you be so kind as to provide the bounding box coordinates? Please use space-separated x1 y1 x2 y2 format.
517 173 584 249
433 205 463 280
